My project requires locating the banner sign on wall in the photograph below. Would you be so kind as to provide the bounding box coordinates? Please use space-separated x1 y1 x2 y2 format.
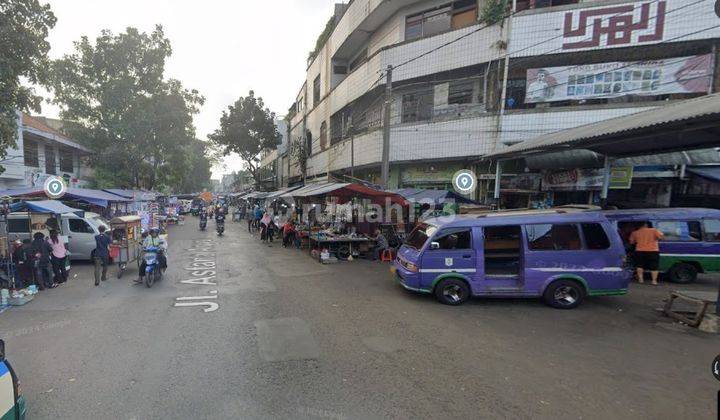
525 54 712 103
510 0 720 57
542 167 634 191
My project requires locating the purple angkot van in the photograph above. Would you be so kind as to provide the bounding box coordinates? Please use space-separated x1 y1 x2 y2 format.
393 210 631 309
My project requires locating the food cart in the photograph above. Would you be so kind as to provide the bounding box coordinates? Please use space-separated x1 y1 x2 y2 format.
108 215 142 278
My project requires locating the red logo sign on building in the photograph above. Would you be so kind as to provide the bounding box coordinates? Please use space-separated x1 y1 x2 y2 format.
562 1 666 50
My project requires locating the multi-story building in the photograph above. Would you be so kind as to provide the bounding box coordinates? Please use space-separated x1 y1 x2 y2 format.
280 0 720 207
0 113 93 190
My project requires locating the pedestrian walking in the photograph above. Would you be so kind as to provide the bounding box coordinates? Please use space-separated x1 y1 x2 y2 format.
629 222 664 285
47 230 68 285
94 225 112 286
31 232 54 289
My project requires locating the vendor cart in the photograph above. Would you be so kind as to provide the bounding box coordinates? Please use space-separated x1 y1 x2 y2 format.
109 215 142 278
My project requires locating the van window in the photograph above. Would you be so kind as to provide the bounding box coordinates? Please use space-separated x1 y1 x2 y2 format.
405 223 437 249
7 219 30 233
703 219 720 242
433 228 472 250
527 224 582 251
69 219 94 234
657 221 701 242
484 225 522 276
581 223 611 250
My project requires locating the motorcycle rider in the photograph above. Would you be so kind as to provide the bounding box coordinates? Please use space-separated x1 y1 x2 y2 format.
215 207 226 233
137 228 167 283
199 206 208 229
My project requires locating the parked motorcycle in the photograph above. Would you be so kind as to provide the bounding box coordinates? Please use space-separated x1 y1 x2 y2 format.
142 246 163 288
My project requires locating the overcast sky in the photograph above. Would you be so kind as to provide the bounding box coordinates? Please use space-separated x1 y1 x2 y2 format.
38 0 338 179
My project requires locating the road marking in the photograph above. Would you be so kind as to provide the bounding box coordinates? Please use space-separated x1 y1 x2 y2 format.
174 239 220 313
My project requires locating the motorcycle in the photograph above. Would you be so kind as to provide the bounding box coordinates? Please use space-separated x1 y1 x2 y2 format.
200 218 207 231
142 246 163 288
216 220 225 236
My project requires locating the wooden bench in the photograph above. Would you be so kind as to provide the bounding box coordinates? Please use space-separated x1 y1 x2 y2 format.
663 290 718 328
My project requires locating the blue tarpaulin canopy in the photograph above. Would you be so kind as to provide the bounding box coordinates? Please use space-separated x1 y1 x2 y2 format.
390 188 478 205
103 189 157 202
687 166 720 182
10 200 84 216
0 187 132 208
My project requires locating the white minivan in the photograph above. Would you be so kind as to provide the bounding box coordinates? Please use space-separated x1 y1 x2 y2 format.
4 212 110 261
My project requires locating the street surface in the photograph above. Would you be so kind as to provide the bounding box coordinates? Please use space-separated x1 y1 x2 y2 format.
1 219 719 419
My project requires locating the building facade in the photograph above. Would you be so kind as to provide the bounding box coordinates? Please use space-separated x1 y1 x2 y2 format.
274 0 720 207
0 113 93 190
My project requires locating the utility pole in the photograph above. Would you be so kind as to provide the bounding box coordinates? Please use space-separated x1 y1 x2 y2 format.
349 123 355 178
380 65 393 189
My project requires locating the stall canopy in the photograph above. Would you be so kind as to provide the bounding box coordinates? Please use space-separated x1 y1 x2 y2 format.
263 186 303 200
0 187 132 207
391 188 478 205
287 182 408 205
103 189 157 202
687 166 720 182
9 200 84 216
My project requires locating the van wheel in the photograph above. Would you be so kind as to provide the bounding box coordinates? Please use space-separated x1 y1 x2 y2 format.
544 280 584 309
667 263 698 284
434 278 470 306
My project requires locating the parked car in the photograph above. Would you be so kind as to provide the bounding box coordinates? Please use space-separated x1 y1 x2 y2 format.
4 212 110 261
0 339 26 420
393 209 630 309
604 208 720 283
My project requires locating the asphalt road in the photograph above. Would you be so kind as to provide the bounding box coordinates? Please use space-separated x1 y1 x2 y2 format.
1 219 719 419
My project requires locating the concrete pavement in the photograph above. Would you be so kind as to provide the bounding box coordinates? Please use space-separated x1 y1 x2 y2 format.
1 219 719 419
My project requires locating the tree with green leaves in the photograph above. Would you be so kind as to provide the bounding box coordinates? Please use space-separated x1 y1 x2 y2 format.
45 25 207 191
0 0 56 173
209 92 280 186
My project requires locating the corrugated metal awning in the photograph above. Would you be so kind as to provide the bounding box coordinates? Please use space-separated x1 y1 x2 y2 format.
484 93 720 160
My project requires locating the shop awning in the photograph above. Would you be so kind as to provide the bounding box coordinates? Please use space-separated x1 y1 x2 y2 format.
287 182 408 205
0 187 132 207
10 200 84 216
484 93 720 160
263 186 303 200
391 188 478 205
687 165 720 182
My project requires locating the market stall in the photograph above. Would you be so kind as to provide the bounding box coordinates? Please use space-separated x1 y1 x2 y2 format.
283 183 409 263
1 200 82 297
109 215 142 278
0 187 133 217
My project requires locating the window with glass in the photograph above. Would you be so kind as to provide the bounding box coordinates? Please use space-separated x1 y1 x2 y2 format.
69 219 94 234
526 224 582 251
45 145 56 175
405 223 438 250
432 228 472 250
23 138 39 167
657 221 702 242
405 1 477 41
313 75 321 106
581 223 611 250
59 148 74 173
401 90 434 123
7 219 30 233
703 219 720 242
448 80 475 105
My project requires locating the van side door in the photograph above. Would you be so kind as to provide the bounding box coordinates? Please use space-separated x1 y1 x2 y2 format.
655 220 703 272
420 227 476 290
67 218 96 260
